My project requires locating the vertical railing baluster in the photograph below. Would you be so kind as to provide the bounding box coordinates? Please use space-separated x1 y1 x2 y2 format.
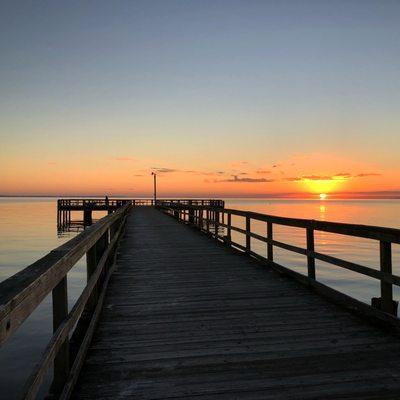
245 216 251 253
52 277 69 394
188 200 194 224
267 221 273 262
380 241 394 314
227 213 232 243
86 239 100 311
215 210 219 238
306 227 316 280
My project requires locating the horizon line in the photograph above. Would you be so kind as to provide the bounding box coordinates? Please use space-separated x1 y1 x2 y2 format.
1 190 400 200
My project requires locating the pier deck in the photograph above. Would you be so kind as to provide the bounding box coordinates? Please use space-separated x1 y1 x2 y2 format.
73 207 400 399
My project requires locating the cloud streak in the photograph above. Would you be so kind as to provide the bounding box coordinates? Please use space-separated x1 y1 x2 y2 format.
115 156 135 162
284 172 381 182
217 175 274 183
354 173 382 177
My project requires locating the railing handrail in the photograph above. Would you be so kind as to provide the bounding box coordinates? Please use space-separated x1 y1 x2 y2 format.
160 203 400 243
0 203 131 399
0 203 130 345
158 203 400 322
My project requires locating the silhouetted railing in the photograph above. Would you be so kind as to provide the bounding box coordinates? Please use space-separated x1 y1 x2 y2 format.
58 198 224 209
0 203 131 399
57 199 224 230
158 203 400 324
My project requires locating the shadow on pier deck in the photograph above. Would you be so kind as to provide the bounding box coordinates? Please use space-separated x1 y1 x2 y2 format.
73 207 400 399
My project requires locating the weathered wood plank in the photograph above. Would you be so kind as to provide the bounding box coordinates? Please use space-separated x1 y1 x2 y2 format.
72 207 400 400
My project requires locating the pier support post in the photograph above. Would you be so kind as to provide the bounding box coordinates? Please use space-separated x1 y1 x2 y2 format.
227 213 232 243
188 201 194 224
245 216 251 253
267 222 273 262
86 243 99 310
198 209 203 230
372 241 398 315
215 211 220 238
52 277 70 394
306 227 316 280
84 209 92 226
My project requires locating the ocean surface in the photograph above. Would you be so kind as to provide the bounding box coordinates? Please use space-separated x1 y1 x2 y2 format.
0 197 400 399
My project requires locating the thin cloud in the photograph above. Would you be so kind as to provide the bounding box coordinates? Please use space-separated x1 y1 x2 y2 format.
217 175 274 183
115 156 135 161
302 175 333 181
284 177 301 182
334 172 352 178
355 173 381 178
283 172 380 183
151 168 226 176
256 170 271 174
230 161 249 167
151 167 177 174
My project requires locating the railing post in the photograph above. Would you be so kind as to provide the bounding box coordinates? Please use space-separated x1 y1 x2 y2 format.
306 227 316 280
267 221 273 262
86 241 99 310
110 219 118 239
227 213 232 243
206 209 210 234
246 216 251 253
188 201 194 224
378 241 396 314
52 277 69 394
215 210 219 238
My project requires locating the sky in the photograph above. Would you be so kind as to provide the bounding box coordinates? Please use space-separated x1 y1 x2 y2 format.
1 0 399 198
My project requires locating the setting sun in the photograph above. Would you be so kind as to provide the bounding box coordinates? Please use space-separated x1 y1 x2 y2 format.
319 193 327 200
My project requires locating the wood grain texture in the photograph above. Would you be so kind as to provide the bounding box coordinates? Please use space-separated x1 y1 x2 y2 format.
73 207 400 399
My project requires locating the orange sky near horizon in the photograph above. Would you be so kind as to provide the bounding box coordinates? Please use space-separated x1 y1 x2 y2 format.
1 2 400 199
1 152 398 198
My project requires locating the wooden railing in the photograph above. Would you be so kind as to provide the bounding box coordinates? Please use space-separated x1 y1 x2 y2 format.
158 203 400 324
0 203 131 400
58 199 131 208
58 199 225 208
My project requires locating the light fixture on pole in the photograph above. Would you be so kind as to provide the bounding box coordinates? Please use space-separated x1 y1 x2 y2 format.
151 172 157 204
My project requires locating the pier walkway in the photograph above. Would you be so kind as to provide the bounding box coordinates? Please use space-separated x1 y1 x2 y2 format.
73 207 400 399
2 200 400 400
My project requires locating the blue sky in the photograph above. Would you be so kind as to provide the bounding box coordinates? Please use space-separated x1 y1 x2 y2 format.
1 0 399 195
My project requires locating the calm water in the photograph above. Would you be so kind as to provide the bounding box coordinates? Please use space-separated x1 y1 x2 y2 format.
0 197 400 399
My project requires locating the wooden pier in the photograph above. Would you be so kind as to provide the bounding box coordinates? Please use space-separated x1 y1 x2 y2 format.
1 199 400 399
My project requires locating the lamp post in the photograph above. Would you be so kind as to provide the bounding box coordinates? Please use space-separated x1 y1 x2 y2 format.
151 172 157 205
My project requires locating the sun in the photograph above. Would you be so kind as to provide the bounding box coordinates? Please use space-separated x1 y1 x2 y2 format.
319 193 327 200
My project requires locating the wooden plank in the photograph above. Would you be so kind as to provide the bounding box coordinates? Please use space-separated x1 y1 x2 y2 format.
72 207 400 400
